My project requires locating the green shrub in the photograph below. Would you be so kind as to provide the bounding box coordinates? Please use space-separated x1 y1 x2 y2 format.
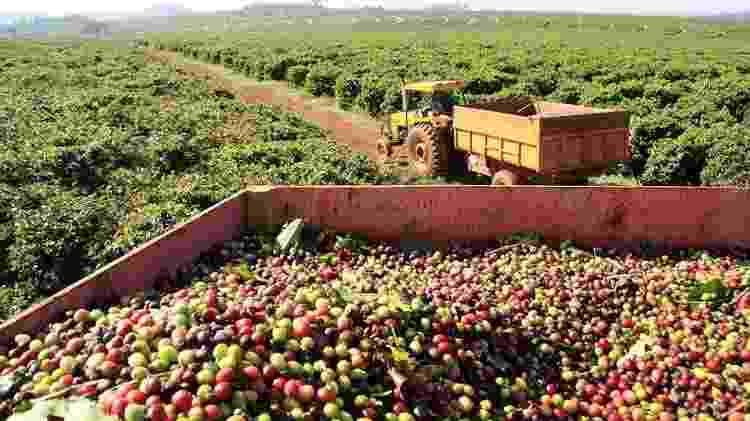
547 79 584 104
0 184 16 284
106 199 197 260
335 76 359 110
701 124 750 186
8 187 121 292
142 132 208 174
0 108 16 144
642 79 686 108
518 69 558 97
304 65 340 97
626 110 687 176
287 65 309 88
641 124 750 186
208 140 383 186
0 281 44 320
269 58 297 81
355 77 387 116
640 128 711 185
250 60 271 81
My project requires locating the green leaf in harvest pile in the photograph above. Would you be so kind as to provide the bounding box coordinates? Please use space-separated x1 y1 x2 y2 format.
335 285 354 303
688 278 733 308
232 262 254 281
276 218 304 252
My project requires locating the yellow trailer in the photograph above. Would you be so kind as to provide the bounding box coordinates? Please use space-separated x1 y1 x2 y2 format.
377 80 632 185
452 97 631 184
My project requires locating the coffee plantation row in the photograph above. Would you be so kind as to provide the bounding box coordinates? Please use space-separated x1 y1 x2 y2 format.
0 40 395 320
146 24 750 187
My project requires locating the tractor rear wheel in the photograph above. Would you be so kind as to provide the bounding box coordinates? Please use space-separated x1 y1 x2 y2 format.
405 123 451 177
376 138 392 160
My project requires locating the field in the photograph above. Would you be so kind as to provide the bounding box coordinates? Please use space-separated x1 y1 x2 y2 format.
0 10 749 322
0 39 393 320
146 13 750 186
1 14 750 421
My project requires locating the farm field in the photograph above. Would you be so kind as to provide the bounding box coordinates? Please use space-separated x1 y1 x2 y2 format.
1 13 750 421
144 49 394 167
0 39 393 320
146 13 750 186
144 48 493 184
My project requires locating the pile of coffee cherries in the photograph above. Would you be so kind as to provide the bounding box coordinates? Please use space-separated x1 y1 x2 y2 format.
1 230 748 421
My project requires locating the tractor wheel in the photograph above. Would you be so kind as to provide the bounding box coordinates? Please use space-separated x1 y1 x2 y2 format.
405 123 451 177
491 169 525 186
376 138 392 160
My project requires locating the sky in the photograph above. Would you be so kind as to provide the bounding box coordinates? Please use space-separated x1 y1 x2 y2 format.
0 0 747 17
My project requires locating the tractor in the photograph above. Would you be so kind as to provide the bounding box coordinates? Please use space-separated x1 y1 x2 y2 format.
376 80 466 177
376 79 632 185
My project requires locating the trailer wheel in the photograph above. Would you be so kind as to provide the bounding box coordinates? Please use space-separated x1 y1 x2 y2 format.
405 123 451 177
491 170 525 186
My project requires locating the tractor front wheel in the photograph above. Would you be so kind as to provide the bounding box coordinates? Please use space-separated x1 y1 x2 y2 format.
376 138 392 160
405 123 451 177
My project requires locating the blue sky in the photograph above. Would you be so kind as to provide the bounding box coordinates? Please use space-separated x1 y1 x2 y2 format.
1 0 747 17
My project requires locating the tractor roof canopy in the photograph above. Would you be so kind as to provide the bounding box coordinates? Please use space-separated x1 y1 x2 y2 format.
401 80 466 94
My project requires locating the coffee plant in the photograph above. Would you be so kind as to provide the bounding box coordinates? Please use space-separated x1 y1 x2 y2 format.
0 40 390 320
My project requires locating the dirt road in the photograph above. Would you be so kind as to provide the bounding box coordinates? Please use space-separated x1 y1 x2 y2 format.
146 49 391 163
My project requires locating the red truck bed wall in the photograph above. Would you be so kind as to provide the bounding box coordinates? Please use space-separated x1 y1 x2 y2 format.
1 185 749 343
246 186 750 249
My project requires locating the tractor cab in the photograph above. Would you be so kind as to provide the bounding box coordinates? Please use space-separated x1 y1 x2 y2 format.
380 80 466 144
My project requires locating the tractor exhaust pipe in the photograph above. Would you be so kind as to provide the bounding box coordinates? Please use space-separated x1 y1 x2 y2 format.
401 79 409 136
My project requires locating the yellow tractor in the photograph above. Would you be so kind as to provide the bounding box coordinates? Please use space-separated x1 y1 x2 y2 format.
377 79 632 185
377 80 466 177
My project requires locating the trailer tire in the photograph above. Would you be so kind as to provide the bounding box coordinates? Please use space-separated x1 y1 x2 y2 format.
492 170 525 186
405 123 451 177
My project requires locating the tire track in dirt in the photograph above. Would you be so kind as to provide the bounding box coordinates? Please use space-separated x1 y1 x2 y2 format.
145 49 388 163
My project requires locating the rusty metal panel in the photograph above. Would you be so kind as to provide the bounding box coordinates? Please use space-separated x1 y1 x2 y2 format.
0 191 248 345
243 186 750 252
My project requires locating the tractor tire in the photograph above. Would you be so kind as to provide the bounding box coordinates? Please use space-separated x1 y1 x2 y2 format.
491 169 526 186
376 138 392 160
405 123 451 177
